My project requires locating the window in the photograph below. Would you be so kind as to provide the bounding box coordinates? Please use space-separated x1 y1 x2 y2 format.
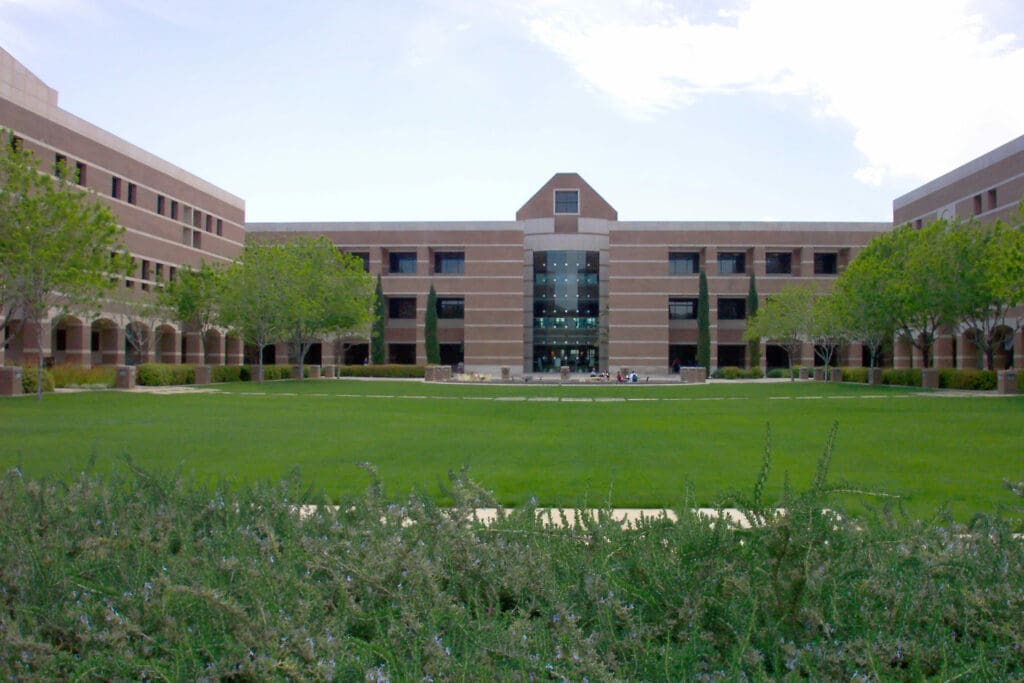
170 200 179 220
75 162 86 186
9 135 23 152
987 188 997 210
193 209 202 228
111 176 122 199
182 205 193 226
127 182 137 205
216 218 223 236
156 194 165 215
718 298 746 320
434 251 465 274
668 297 698 320
973 194 983 215
192 231 202 249
813 253 838 275
141 260 150 281
155 263 164 281
342 251 370 271
388 297 416 319
54 153 67 177
669 251 699 275
913 219 923 230
205 215 212 232
554 189 579 214
436 297 465 319
717 252 746 275
181 227 191 245
388 251 417 274
765 252 792 274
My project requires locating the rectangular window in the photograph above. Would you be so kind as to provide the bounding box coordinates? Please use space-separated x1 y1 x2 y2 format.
668 297 698 320
554 189 579 214
182 205 193 225
718 298 746 320
169 266 177 282
765 252 792 274
141 260 150 281
205 214 212 232
170 200 179 220
913 219 923 230
436 297 465 319
54 153 67 177
155 263 164 281
342 251 370 271
192 231 202 250
987 188 997 210
127 182 137 205
973 194 983 215
181 227 191 246
434 251 465 274
813 252 838 275
388 251 417 274
216 218 223 236
388 297 417 319
75 162 86 186
111 176 122 199
55 328 67 352
9 135 23 151
193 209 202 228
717 252 746 275
668 251 699 275
156 194 165 215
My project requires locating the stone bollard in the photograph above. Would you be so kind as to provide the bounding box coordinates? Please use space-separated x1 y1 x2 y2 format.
921 368 939 389
193 365 211 385
501 367 511 381
830 368 843 383
798 367 809 380
868 368 882 385
559 366 570 381
0 367 23 396
308 366 321 379
997 370 1018 394
321 365 336 378
291 365 304 380
116 365 136 389
813 368 825 381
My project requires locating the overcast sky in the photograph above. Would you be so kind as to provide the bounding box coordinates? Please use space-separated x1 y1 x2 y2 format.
2 0 1022 223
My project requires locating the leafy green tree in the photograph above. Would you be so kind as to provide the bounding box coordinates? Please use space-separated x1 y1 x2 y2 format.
697 271 710 376
425 284 440 365
746 274 760 369
0 130 131 400
218 241 291 381
371 275 385 365
158 261 221 365
809 293 846 376
743 284 815 380
832 250 895 369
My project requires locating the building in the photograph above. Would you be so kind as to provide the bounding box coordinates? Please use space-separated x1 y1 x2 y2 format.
249 174 889 375
0 48 246 369
892 134 1024 370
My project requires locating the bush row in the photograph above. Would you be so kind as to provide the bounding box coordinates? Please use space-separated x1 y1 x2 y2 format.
49 364 117 388
337 363 426 378
711 366 764 379
131 363 425 385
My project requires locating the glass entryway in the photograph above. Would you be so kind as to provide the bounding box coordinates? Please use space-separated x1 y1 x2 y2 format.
532 250 600 372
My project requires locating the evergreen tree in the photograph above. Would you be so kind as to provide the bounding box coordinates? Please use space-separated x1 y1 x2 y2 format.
371 275 386 364
697 271 711 376
746 273 760 369
425 284 440 365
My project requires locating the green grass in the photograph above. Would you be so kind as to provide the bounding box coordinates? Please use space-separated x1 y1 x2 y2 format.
1 379 1022 519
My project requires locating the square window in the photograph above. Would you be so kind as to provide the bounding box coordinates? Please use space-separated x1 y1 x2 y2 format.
437 297 465 319
54 153 67 177
155 263 164 281
668 297 697 320
388 251 417 274
718 298 746 320
192 231 202 250
813 253 838 275
388 297 417 319
765 252 792 274
434 251 465 274
717 252 746 275
554 189 579 214
669 251 699 275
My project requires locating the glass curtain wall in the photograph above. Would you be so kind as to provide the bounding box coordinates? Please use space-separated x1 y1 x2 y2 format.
532 250 600 372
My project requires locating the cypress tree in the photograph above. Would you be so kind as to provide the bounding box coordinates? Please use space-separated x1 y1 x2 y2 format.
747 273 761 369
425 284 440 365
371 275 386 364
697 270 711 376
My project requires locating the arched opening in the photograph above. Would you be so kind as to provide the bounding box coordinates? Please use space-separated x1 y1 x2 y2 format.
51 315 88 366
962 329 984 369
156 324 178 364
203 329 223 365
125 321 151 366
90 318 120 366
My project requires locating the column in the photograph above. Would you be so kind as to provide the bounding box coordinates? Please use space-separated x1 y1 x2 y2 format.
21 319 51 366
184 332 203 365
205 333 225 366
225 335 244 366
933 327 954 369
65 319 90 367
894 338 912 369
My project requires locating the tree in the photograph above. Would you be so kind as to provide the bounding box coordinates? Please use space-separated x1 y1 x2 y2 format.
746 274 760 369
107 291 174 366
743 284 815 380
371 275 385 365
424 284 440 365
158 261 221 366
218 241 291 381
832 250 895 369
809 293 846 377
697 270 710 376
0 130 131 400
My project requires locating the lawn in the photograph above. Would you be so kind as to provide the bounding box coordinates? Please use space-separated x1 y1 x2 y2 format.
1 379 1022 519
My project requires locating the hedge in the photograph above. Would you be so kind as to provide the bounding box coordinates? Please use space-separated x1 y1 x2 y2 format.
20 366 55 394
881 368 922 387
840 367 869 383
135 363 195 386
938 368 997 390
337 364 426 378
711 366 764 380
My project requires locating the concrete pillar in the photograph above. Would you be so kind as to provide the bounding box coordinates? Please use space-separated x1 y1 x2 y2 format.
193 365 211 385
0 367 23 395
997 370 1018 394
115 365 136 389
921 368 939 389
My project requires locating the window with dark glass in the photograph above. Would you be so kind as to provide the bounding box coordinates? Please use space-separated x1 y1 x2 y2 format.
765 252 792 274
718 298 746 320
216 218 223 236
717 252 746 274
669 251 699 275
437 297 465 319
813 253 838 275
75 162 86 185
388 251 417 274
554 190 579 214
433 251 465 274
388 297 417 319
111 176 122 199
127 182 137 205
342 251 370 271
156 194 165 215
668 297 698 320
205 215 212 232
170 200 179 220
54 153 67 177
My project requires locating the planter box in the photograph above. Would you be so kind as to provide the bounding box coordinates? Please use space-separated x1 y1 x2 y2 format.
321 365 336 378
798 368 809 380
921 368 939 389
501 367 511 381
0 367 23 396
193 365 210 386
290 365 303 380
868 368 882 385
116 365 137 389
813 368 825 381
829 368 843 383
998 371 1018 394
308 366 321 379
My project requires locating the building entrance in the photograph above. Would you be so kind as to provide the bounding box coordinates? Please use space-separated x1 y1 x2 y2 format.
533 345 597 373
531 250 600 372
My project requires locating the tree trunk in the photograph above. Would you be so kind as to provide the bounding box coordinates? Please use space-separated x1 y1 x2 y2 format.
35 317 44 402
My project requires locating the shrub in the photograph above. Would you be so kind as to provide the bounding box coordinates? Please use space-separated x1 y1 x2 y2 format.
211 365 244 383
882 368 922 387
136 363 195 386
50 364 116 388
20 366 55 394
712 366 763 380
337 364 426 379
840 367 869 383
939 368 997 390
766 367 792 379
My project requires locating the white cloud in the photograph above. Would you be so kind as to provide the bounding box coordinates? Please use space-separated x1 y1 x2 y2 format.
499 0 1024 185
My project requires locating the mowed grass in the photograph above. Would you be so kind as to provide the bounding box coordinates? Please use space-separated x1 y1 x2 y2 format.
1 379 1022 519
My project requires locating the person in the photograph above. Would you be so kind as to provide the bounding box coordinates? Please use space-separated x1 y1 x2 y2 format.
630 371 638 383
672 358 681 373
616 371 623 383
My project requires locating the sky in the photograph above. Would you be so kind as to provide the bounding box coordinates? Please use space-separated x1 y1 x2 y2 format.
1 0 1022 223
